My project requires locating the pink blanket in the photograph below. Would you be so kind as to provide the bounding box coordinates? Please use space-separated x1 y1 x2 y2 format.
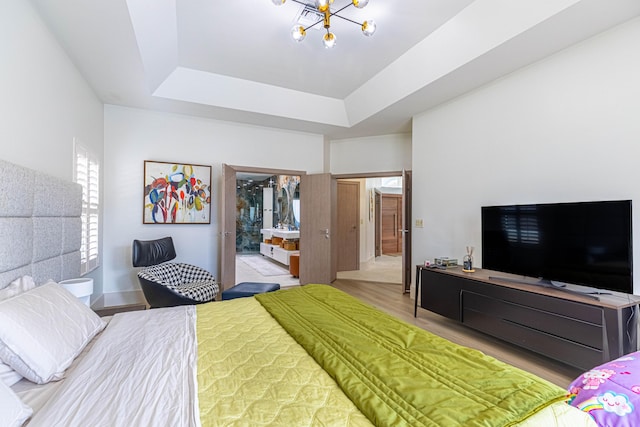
568 352 640 427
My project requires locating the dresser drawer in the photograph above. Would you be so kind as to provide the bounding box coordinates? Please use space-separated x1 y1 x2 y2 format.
462 291 604 349
462 306 603 371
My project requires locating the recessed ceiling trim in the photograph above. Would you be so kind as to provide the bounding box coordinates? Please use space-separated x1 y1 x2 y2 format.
345 0 583 126
153 67 351 127
126 0 179 93
130 0 586 131
35 0 640 139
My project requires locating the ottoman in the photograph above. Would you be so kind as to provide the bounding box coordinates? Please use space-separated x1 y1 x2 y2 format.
221 282 280 301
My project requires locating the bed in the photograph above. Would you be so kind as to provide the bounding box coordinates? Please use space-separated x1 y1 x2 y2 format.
0 159 599 426
1 282 598 427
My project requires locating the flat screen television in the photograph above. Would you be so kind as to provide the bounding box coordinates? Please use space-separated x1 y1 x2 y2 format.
481 200 633 294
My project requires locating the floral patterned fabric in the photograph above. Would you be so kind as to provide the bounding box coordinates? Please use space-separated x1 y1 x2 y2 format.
568 352 640 426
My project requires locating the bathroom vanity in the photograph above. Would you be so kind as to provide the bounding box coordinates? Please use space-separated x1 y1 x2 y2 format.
259 228 300 266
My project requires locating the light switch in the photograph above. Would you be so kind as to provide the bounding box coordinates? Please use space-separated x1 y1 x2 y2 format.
415 219 424 228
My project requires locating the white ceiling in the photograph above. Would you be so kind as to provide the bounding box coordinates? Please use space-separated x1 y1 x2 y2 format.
31 0 640 139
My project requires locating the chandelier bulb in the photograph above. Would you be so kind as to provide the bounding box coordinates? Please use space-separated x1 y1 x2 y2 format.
323 32 336 49
274 0 375 48
315 0 334 13
291 25 306 42
362 20 376 37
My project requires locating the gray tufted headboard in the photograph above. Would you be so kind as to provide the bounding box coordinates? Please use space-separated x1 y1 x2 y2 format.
0 159 83 289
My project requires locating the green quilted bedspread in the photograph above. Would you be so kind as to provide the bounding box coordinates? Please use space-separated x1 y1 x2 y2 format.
256 285 568 427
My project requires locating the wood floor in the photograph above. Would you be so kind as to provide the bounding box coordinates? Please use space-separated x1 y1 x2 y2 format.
331 278 584 388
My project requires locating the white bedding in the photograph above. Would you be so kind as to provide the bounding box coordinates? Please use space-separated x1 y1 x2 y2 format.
8 300 595 427
22 306 199 426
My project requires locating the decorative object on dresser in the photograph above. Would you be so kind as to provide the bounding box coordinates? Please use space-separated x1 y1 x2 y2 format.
434 257 458 268
417 266 640 371
132 237 219 308
462 246 474 272
143 160 212 224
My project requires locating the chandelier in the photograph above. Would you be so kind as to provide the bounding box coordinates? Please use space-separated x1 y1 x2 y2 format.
271 0 376 49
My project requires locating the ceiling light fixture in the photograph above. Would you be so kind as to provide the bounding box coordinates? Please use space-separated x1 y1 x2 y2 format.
271 0 376 49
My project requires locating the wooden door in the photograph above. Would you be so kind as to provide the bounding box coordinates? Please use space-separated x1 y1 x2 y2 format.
220 164 236 292
337 181 359 272
381 194 402 255
375 190 381 257
402 170 412 293
300 173 336 284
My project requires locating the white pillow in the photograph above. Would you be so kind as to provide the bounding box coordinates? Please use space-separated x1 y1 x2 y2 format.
0 362 22 387
0 276 36 302
0 281 106 384
0 380 32 427
0 276 36 387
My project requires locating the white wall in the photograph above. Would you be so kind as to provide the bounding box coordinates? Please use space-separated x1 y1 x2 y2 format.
330 134 411 264
0 2 104 296
103 106 325 294
412 17 640 294
330 133 411 175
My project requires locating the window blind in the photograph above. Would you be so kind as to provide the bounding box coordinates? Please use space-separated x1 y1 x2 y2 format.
74 143 100 275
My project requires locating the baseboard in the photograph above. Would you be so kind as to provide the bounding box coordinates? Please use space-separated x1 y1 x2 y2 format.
90 293 105 311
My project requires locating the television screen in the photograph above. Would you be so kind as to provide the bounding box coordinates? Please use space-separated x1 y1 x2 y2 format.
482 200 633 294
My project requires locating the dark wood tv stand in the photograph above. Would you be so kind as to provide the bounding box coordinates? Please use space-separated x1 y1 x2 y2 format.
417 266 640 371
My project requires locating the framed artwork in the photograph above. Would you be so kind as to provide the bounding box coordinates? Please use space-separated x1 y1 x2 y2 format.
143 160 212 224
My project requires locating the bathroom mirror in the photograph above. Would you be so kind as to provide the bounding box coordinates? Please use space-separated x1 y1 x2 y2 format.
235 173 300 253
276 175 300 229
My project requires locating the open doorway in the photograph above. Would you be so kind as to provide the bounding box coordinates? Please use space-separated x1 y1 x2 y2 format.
222 165 408 291
221 165 306 290
335 175 408 286
234 172 301 287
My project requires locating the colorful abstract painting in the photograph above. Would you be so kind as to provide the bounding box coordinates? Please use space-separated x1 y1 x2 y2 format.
143 161 212 224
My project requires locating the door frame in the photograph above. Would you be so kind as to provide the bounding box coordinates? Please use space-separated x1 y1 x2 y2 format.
221 164 306 290
402 169 412 293
332 171 412 292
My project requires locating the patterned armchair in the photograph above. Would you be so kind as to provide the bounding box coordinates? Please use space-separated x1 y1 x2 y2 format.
132 237 219 308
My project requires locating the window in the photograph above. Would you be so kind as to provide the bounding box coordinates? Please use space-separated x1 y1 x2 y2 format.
381 177 402 188
74 142 100 275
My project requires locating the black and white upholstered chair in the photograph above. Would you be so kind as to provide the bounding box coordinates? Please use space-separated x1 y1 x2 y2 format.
132 237 219 308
